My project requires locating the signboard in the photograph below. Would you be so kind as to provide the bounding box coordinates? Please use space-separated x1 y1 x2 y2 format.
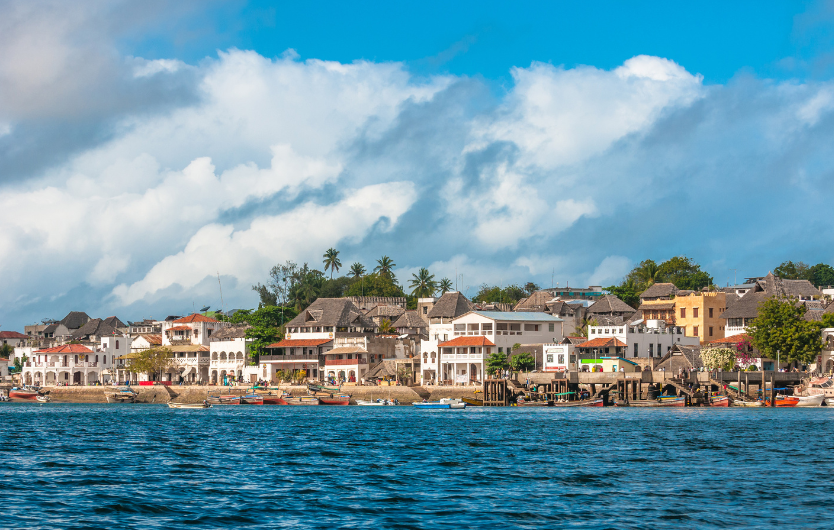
543 345 569 371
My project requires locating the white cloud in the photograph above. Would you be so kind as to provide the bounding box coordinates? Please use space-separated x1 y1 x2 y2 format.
132 58 186 78
587 256 632 286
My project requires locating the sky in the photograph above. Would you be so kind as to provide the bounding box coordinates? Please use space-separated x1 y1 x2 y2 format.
2 0 834 331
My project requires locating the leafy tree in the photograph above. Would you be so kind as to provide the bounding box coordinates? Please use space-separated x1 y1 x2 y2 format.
319 276 354 298
605 279 641 308
656 256 714 291
628 259 661 287
379 319 394 334
523 282 541 296
349 262 366 278
127 347 174 381
473 284 527 304
0 344 13 360
13 352 28 372
747 297 824 365
485 352 509 376
344 272 405 298
374 256 396 280
774 260 810 280
409 268 437 298
806 263 834 287
438 278 453 294
322 248 341 279
234 305 299 364
510 351 536 372
252 260 298 308
576 317 598 338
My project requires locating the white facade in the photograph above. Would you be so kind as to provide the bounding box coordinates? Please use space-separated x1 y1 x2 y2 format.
161 315 229 347
210 337 250 384
587 323 699 359
20 336 129 386
543 343 575 371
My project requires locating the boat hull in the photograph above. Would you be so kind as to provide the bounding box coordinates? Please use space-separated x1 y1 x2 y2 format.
168 403 212 409
318 397 350 406
461 397 483 406
240 396 264 405
285 397 319 406
624 398 686 407
552 398 605 407
207 395 241 405
708 397 729 407
261 396 289 405
733 400 763 407
9 391 38 400
795 395 825 407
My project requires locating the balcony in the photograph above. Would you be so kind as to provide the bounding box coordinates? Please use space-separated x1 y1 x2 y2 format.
260 354 319 362
441 354 484 361
324 358 367 366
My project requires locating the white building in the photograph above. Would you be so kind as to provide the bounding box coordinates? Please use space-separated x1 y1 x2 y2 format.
131 334 162 352
586 320 699 359
436 311 564 385
0 331 28 348
161 313 229 347
20 336 129 385
209 326 251 384
420 292 475 385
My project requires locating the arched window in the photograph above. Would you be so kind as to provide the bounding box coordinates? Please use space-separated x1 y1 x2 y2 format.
103 355 107 364
95 355 99 363
116 340 119 349
74 355 78 364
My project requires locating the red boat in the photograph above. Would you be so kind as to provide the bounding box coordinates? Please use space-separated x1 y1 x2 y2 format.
708 396 729 407
260 395 289 405
9 390 39 400
240 395 264 405
318 395 350 406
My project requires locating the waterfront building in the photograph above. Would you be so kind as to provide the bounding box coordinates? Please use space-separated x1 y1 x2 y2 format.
674 291 727 343
161 313 229 346
420 292 475 385
21 335 128 385
542 341 576 371
131 334 162 352
585 320 699 360
580 356 639 373
209 326 251 384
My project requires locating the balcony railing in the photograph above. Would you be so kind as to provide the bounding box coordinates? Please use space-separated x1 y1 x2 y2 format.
324 358 367 366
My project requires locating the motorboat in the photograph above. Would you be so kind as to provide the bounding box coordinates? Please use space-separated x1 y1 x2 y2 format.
207 394 241 405
105 387 137 403
552 398 604 407
36 395 51 403
765 396 800 407
708 396 730 407
9 387 39 400
168 402 212 409
356 398 398 406
461 397 483 406
318 395 351 406
413 398 466 409
794 394 825 407
240 395 264 405
732 400 763 407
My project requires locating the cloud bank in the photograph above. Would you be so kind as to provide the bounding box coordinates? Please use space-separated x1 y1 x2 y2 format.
3 4 834 329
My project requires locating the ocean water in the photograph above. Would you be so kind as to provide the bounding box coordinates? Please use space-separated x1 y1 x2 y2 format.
1 404 832 529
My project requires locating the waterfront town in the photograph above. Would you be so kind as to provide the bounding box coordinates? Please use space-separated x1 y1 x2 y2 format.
3 254 834 407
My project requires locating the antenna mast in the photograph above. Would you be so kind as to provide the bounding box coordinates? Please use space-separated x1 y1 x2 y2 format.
217 272 225 313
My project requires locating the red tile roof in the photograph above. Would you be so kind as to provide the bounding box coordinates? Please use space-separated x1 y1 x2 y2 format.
709 334 751 344
35 344 93 353
138 334 162 345
173 313 218 323
168 325 192 331
267 339 333 348
577 337 627 348
438 336 495 348
0 358 9 362
0 331 27 339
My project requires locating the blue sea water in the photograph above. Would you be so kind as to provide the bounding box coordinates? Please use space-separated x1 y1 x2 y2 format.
1 404 832 529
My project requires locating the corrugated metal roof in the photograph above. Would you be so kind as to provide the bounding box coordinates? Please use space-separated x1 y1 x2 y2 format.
469 311 563 322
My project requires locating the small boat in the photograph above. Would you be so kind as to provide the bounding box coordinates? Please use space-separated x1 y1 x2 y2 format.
105 388 137 403
794 394 825 407
625 397 686 407
36 395 51 403
256 390 291 405
318 395 350 406
733 400 763 407
207 394 241 405
356 398 398 406
240 395 264 405
708 396 730 407
168 402 212 409
552 398 604 407
461 397 483 406
307 383 341 395
9 388 39 400
413 398 466 410
285 397 320 406
764 396 799 407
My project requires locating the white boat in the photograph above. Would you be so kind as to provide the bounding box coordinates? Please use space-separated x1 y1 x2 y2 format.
356 399 398 406
168 402 212 409
36 395 51 403
794 394 825 407
732 400 763 407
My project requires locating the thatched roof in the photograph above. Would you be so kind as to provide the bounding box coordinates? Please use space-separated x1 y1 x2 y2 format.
655 344 703 370
392 311 428 329
639 283 677 300
286 298 374 329
365 360 398 379
513 290 556 312
428 292 474 319
587 295 634 315
211 325 250 340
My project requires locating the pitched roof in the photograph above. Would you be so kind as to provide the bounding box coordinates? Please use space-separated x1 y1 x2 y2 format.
576 337 627 349
364 360 398 379
392 311 428 329
286 298 374 329
173 313 219 323
36 344 93 353
719 291 770 319
364 304 406 319
513 290 556 312
43 323 60 334
103 316 127 329
469 311 562 322
639 283 678 300
655 344 703 370
427 292 474 319
708 334 751 345
325 346 369 354
211 325 250 340
638 301 676 311
71 318 120 339
266 338 333 348
60 311 91 329
136 334 162 345
0 331 27 339
167 325 192 331
438 336 495 348
587 295 635 315
167 344 210 352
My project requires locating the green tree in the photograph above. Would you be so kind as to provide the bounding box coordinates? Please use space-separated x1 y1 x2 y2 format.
473 284 527 304
374 256 397 280
656 256 714 291
234 305 299 364
485 352 509 376
806 263 834 287
700 347 737 371
322 248 342 279
319 276 354 298
523 282 541 296
747 297 824 365
577 317 599 338
774 260 810 280
127 347 174 381
629 259 661 287
0 344 13 360
605 279 641 308
409 268 438 298
344 272 405 298
438 278 453 294
13 351 29 372
379 318 394 334
252 260 298 308
349 262 366 278
510 351 536 372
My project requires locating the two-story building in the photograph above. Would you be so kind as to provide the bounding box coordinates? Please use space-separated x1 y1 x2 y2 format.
21 335 129 386
585 320 699 361
209 326 251 384
419 292 474 385
0 331 28 348
674 291 727 343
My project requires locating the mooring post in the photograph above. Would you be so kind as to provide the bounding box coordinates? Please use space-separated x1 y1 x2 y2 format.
770 372 775 407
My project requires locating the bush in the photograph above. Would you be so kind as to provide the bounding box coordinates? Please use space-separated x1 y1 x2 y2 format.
746 365 758 371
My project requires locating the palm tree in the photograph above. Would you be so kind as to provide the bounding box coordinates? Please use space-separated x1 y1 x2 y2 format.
634 259 661 287
374 256 396 278
409 268 438 298
438 277 453 294
322 248 341 279
379 318 394 334
349 262 365 278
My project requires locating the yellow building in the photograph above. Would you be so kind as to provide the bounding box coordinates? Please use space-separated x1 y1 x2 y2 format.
674 291 727 343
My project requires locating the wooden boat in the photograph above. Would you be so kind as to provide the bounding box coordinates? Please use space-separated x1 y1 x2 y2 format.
285 397 320 406
708 396 730 407
732 400 763 407
766 396 800 407
516 400 551 407
318 395 350 406
105 388 137 403
260 394 289 405
307 383 341 395
9 388 39 400
552 398 604 407
168 402 212 409
356 399 398 406
794 394 825 407
36 395 51 403
625 397 686 407
240 395 264 405
206 394 241 405
461 397 483 406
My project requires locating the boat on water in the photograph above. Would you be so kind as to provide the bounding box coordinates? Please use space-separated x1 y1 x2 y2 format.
461 397 483 406
624 396 687 407
207 394 241 405
319 395 350 406
285 397 320 406
552 398 604 407
168 402 212 409
708 396 730 407
36 395 51 403
255 389 291 405
307 383 341 395
794 394 825 407
733 400 763 407
105 387 137 403
356 398 398 406
765 396 800 407
413 398 466 409
240 395 264 405
9 387 40 400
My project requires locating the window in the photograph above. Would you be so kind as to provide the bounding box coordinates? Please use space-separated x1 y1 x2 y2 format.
649 343 654 357
680 308 686 318
709 327 713 337
467 323 479 331
116 340 119 349
423 306 428 314
454 324 466 332
524 324 539 331
694 326 699 336
95 355 99 362
557 354 565 364
693 308 699 318
548 323 554 332
708 308 713 318
633 343 639 357
497 323 508 331
546 354 554 363
509 324 521 331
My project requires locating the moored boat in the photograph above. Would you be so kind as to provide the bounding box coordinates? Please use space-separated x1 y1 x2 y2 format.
36 395 51 403
625 397 686 407
260 394 289 405
765 396 800 407
794 394 825 407
207 394 241 405
461 397 483 406
105 387 137 403
240 395 264 405
168 402 212 409
285 397 320 406
552 398 604 407
318 395 350 406
708 396 730 407
413 398 466 409
9 388 39 400
732 400 763 407
356 398 398 406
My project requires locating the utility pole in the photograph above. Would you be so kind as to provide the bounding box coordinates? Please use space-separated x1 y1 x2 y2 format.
729 269 737 286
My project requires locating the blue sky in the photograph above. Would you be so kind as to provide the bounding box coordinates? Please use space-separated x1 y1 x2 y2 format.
1 0 834 331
